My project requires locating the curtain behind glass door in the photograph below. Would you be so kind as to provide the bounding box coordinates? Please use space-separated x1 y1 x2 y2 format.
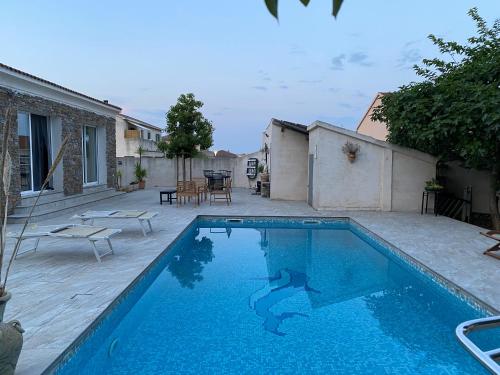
84 126 98 183
31 114 51 191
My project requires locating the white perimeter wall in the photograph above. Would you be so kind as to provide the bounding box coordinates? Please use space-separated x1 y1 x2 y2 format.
308 121 436 212
117 151 264 189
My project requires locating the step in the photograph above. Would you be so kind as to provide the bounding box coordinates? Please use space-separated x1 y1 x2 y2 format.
20 184 109 206
8 190 127 224
14 188 120 215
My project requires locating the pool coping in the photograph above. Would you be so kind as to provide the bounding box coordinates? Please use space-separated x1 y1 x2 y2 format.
41 214 499 374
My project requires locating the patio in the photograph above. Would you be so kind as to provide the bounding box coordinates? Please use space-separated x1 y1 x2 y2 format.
4 187 499 374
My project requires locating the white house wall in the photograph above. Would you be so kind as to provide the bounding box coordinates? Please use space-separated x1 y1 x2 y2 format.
269 123 308 201
308 121 436 212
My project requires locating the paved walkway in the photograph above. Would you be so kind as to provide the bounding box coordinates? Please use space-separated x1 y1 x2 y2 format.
3 188 498 374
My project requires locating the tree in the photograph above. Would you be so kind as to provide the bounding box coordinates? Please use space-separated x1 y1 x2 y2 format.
264 0 343 19
371 8 500 229
158 93 214 183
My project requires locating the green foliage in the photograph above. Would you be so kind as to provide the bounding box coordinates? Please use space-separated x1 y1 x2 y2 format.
371 8 500 227
372 8 499 170
134 163 147 182
161 93 214 160
264 0 343 19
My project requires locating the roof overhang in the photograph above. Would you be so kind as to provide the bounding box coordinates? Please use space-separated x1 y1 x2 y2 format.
0 63 121 117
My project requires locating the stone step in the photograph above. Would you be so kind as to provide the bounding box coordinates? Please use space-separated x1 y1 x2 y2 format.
8 189 127 224
20 184 109 206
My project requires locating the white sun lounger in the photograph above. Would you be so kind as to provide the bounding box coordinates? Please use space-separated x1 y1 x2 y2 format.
72 210 158 236
7 224 121 262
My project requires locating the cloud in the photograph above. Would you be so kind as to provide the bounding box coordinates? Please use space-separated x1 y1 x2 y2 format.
397 48 421 68
339 102 352 109
348 52 373 67
252 86 267 91
289 44 306 55
298 79 323 84
331 52 373 70
257 70 271 82
331 54 346 70
328 87 341 93
279 85 288 89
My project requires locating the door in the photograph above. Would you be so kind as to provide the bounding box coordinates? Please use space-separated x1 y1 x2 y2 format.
17 112 52 192
308 154 314 206
83 126 98 184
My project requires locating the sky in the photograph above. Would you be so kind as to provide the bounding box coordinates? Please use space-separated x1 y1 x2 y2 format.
1 0 498 153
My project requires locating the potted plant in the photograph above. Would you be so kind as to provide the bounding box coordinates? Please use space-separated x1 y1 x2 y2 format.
342 141 360 162
135 163 147 189
0 104 68 373
425 178 444 192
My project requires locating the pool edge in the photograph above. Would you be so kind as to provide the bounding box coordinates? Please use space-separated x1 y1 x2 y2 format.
41 214 499 374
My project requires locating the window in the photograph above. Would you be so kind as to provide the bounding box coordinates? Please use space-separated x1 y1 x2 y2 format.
140 130 144 139
83 126 98 184
155 134 161 142
147 132 151 140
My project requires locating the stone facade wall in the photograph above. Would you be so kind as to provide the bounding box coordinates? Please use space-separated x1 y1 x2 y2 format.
0 87 117 210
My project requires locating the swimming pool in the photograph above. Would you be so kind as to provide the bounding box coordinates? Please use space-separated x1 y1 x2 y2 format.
46 216 496 374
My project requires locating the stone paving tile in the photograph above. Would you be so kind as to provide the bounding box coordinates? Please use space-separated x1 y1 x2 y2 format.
3 188 498 374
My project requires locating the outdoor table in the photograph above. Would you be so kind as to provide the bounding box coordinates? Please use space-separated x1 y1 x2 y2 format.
160 189 177 205
421 189 440 216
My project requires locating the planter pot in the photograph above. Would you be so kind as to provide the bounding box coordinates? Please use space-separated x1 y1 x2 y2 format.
0 320 24 375
0 293 11 323
260 173 269 183
347 153 356 162
138 181 146 190
425 187 443 192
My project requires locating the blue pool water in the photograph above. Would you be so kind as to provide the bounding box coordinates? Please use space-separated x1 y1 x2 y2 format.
51 217 495 374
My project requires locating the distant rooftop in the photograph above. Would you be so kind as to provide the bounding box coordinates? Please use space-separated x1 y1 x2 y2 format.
271 118 308 135
215 150 238 158
119 113 162 131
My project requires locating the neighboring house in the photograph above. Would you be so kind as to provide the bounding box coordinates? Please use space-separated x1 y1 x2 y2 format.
116 114 162 157
356 92 389 141
0 63 121 217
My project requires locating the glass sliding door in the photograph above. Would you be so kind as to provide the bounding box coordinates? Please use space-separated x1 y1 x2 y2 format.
17 112 52 192
83 126 98 184
18 113 32 192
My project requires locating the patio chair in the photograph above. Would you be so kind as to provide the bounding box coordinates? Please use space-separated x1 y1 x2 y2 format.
209 178 231 206
7 224 121 262
177 181 199 206
72 210 157 236
192 177 208 201
481 230 500 260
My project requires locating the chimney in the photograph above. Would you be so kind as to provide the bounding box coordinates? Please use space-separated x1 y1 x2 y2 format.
103 100 109 104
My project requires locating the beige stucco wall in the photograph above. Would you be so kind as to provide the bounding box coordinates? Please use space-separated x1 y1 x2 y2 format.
268 123 309 201
308 121 436 212
391 151 436 211
356 95 389 141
